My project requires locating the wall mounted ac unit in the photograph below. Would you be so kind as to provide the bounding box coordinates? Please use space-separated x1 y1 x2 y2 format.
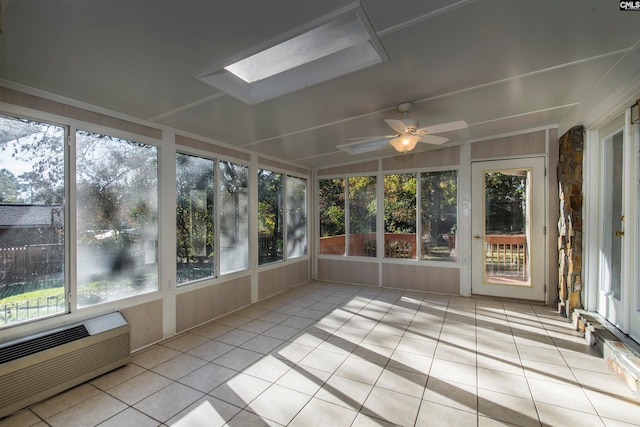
0 312 130 418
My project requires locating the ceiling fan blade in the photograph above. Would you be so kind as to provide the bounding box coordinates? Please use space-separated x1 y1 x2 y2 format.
385 119 408 133
420 135 449 145
347 135 394 141
419 120 468 134
337 138 391 154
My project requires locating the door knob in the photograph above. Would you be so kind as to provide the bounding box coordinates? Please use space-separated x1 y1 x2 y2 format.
474 235 481 240
616 230 624 237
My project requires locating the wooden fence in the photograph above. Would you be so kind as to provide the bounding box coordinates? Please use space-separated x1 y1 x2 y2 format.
0 244 64 287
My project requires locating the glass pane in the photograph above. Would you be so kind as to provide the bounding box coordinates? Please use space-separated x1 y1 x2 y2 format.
0 114 66 326
483 168 529 284
286 176 307 258
607 132 624 299
258 170 283 265
219 161 248 274
384 174 416 258
319 178 345 255
76 130 158 306
349 176 376 257
176 153 215 285
421 171 457 261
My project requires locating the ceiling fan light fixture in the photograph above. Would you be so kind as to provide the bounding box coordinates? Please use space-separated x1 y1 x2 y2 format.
390 134 420 153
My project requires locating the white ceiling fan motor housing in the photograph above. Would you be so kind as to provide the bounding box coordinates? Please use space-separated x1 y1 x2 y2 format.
397 102 419 132
401 118 418 133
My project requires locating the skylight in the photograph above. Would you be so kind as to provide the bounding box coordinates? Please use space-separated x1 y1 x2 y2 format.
194 4 387 104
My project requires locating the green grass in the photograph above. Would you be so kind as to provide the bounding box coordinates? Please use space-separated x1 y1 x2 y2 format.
0 288 64 305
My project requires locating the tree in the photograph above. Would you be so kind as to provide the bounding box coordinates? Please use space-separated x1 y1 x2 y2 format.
0 114 65 204
384 173 416 233
176 153 214 269
258 169 283 262
75 131 158 290
0 169 19 202
318 178 345 237
348 176 376 234
219 161 249 273
421 171 457 248
286 176 307 257
484 171 527 233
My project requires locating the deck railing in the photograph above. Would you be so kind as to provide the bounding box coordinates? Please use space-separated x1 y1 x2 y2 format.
484 234 528 277
319 233 419 258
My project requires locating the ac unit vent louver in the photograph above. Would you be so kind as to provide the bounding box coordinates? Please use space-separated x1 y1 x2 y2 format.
0 312 130 418
0 325 89 364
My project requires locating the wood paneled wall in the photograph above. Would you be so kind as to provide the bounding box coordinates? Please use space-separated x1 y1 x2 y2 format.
176 276 252 333
317 160 378 176
258 260 309 300
176 134 251 161
382 264 459 294
0 87 162 140
258 157 309 176
471 130 546 158
317 259 379 287
121 299 163 351
382 146 460 170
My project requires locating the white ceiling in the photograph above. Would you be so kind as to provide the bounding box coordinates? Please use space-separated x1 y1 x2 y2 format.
2 0 640 169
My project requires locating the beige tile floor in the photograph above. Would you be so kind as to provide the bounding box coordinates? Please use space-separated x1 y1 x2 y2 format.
2 281 640 426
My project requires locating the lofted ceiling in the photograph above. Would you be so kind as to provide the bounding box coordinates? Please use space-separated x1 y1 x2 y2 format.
1 0 640 169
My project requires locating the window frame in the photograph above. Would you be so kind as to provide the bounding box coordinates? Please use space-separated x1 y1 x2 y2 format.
285 174 308 260
0 110 169 330
0 112 70 328
218 158 251 275
73 126 162 308
257 165 309 267
419 168 459 263
175 151 217 286
317 166 459 265
174 146 252 286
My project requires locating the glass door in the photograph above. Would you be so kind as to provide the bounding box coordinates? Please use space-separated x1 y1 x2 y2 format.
631 118 640 341
471 157 546 301
599 130 625 329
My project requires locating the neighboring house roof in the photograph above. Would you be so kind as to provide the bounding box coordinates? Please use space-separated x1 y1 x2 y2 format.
0 204 63 228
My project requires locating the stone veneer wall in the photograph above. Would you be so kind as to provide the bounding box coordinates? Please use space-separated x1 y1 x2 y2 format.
557 126 585 316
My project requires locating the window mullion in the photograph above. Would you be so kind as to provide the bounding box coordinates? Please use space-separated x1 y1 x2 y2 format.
345 178 350 256
283 175 288 261
214 159 221 278
416 172 422 260
67 126 77 313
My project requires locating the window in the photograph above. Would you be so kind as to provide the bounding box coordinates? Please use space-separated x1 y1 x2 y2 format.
76 130 158 306
176 153 215 285
348 176 377 257
219 161 248 274
318 175 378 257
384 173 417 259
319 178 345 255
421 170 457 261
258 170 308 265
258 170 283 265
286 175 307 258
319 170 456 262
0 115 66 326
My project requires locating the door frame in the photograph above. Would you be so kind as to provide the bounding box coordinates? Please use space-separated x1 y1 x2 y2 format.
631 115 640 342
597 126 625 330
585 109 640 339
470 156 547 302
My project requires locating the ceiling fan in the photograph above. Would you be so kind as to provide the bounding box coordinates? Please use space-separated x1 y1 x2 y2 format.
337 102 468 154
